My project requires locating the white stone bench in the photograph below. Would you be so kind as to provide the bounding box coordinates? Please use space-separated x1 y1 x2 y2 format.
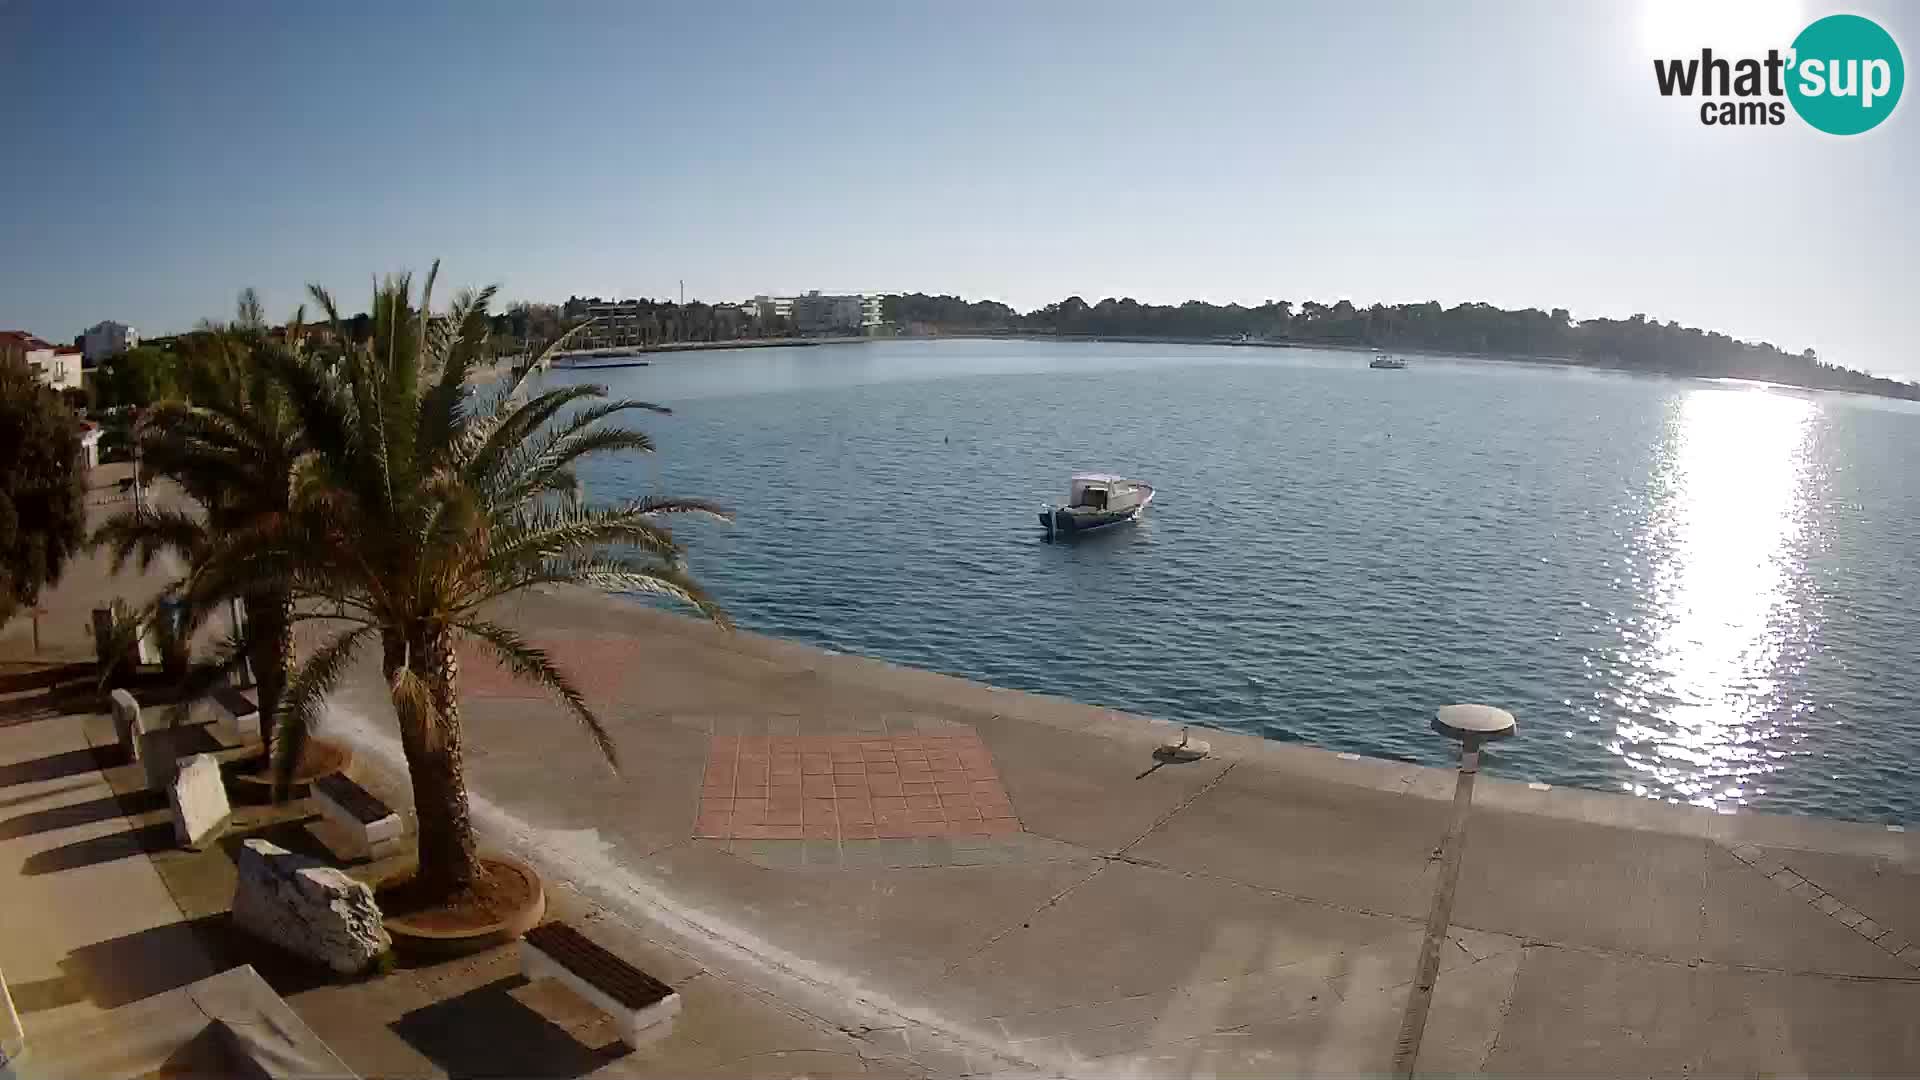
310 773 404 862
520 922 679 1048
212 687 261 742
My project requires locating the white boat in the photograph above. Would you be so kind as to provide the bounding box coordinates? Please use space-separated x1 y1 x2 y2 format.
1369 351 1408 369
1040 473 1155 539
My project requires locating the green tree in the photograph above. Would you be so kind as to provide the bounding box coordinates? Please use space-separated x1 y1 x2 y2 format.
93 289 309 758
97 344 184 410
187 265 730 904
0 360 87 624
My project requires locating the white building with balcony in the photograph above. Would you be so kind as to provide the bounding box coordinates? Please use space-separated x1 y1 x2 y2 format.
748 292 882 335
26 343 83 391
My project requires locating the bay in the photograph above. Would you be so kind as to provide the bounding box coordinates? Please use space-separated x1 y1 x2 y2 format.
556 338 1920 824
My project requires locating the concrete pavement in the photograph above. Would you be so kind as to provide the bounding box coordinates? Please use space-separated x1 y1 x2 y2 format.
314 586 1920 1076
1 463 930 1079
7 463 1916 1075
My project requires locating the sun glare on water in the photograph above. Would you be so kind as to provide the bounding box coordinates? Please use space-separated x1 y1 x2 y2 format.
1610 387 1818 810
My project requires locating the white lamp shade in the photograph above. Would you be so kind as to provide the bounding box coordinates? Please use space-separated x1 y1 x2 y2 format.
1433 704 1516 742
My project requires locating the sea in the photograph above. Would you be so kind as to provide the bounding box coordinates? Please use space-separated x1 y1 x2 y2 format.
553 338 1920 825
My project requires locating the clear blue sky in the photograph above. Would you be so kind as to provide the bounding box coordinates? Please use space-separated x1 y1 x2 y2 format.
2 1 1914 376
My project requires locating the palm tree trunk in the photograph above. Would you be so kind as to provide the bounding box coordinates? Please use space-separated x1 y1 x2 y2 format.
387 628 482 901
242 590 291 761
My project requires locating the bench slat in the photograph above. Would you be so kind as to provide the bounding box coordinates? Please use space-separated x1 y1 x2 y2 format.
313 773 391 825
213 687 258 716
524 922 673 1011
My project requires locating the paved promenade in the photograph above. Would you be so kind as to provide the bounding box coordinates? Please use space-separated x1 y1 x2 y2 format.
318 587 1920 1076
5 465 1916 1075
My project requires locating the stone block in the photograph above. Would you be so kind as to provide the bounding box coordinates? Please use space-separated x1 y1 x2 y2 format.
110 688 145 762
168 754 230 849
230 839 391 976
139 728 187 792
214 687 261 742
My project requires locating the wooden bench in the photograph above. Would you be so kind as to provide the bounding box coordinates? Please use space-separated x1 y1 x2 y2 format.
310 773 404 861
212 687 261 742
520 922 679 1047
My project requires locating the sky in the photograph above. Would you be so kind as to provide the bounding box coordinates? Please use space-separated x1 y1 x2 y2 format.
2 1 1915 377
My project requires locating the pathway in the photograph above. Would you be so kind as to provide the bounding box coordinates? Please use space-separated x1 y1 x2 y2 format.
319 586 1920 1076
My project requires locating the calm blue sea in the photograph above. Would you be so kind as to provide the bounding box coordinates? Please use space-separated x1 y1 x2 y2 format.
554 339 1920 825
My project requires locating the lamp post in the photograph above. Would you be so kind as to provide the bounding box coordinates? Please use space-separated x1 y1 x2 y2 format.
1391 703 1515 1078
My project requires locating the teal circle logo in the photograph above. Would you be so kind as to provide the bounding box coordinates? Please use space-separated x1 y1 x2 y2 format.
1787 14 1903 135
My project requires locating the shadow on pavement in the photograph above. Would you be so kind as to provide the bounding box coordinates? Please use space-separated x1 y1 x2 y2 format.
0 663 100 729
390 975 630 1079
0 747 109 789
0 662 95 696
22 913 344 1015
0 779 95 810
40 914 229 1010
0 790 166 841
22 821 176 875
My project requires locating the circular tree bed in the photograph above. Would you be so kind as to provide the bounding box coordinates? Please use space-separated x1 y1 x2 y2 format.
379 856 545 958
229 737 353 801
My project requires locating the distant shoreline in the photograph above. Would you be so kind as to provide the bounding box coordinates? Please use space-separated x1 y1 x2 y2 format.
505 331 1908 404
552 335 869 363
904 332 1917 401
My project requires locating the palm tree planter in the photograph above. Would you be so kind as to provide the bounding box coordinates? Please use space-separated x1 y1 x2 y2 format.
192 266 728 934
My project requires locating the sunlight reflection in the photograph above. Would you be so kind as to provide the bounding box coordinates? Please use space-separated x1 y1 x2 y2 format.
1612 387 1816 810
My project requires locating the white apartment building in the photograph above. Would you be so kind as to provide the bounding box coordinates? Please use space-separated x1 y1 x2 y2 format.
747 295 794 322
750 292 882 335
82 320 138 363
26 343 83 391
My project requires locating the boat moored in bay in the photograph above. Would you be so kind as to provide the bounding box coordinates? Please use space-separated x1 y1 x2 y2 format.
1040 473 1155 538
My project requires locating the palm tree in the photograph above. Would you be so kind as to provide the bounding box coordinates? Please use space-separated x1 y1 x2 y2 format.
94 290 310 756
187 264 729 904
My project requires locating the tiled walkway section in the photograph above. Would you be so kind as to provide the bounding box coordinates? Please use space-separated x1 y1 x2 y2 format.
695 731 1020 840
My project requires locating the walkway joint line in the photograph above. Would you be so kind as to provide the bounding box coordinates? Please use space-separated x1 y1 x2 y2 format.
1116 759 1239 857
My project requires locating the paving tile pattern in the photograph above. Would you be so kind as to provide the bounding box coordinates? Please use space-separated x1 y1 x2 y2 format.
1727 842 1920 968
695 732 1020 840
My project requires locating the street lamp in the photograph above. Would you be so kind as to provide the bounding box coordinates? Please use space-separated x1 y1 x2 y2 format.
1391 703 1515 1077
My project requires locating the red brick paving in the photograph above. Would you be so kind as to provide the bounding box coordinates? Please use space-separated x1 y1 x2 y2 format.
694 732 1022 840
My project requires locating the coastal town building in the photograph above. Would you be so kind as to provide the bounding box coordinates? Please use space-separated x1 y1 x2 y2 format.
749 292 883 335
82 319 138 362
1 331 84 391
0 330 36 368
34 344 84 391
747 295 794 322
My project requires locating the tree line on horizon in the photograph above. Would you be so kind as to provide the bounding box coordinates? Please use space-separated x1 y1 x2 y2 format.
884 293 1920 401
96 289 1915 410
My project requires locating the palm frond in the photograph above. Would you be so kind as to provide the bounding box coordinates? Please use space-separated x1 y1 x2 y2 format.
454 618 618 770
91 506 209 573
492 554 731 629
272 624 375 797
